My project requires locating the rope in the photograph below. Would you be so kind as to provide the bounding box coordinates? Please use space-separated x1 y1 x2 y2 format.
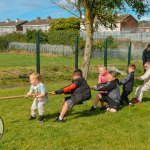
0 92 54 100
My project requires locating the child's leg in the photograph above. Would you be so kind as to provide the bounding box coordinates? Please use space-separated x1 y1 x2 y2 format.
98 93 105 107
133 86 142 99
93 93 101 108
37 100 45 116
31 98 38 117
136 85 149 102
59 99 74 120
59 101 69 119
108 97 118 113
121 91 131 105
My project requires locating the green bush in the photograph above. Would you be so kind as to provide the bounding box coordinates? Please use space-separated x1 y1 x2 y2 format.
93 36 118 50
0 38 9 50
50 17 80 31
47 31 85 49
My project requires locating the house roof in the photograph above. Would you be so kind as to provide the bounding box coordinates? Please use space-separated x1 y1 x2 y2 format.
0 20 27 27
117 14 138 23
139 21 150 28
23 19 52 26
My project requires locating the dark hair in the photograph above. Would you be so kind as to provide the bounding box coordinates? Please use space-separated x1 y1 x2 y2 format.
147 44 150 48
73 69 83 76
129 64 136 69
109 71 118 77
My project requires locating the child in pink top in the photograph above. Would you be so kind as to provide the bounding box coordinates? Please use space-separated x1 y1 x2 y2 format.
90 66 108 111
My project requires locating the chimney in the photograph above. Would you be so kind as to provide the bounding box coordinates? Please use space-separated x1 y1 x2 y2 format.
16 18 20 23
36 17 40 21
6 19 10 23
47 16 51 21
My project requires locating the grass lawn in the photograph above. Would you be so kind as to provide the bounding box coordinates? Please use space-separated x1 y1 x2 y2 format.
0 53 150 150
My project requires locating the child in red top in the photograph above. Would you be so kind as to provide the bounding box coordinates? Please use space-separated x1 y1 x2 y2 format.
90 66 108 111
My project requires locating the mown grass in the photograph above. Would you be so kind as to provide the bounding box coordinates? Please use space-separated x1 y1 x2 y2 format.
0 53 143 86
0 52 150 150
0 84 150 150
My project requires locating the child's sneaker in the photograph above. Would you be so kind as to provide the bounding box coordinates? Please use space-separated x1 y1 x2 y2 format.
131 98 138 103
90 106 96 112
129 102 134 106
53 117 65 123
135 101 142 105
29 116 36 120
38 116 44 123
106 107 110 111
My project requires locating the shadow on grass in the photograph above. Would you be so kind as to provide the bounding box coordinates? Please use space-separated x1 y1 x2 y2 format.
44 108 105 121
44 112 60 121
142 97 150 103
68 109 106 121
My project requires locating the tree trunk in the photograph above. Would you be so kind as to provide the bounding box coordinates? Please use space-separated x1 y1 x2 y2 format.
82 1 94 80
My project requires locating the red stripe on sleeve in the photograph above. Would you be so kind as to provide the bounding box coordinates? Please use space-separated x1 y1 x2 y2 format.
63 83 77 94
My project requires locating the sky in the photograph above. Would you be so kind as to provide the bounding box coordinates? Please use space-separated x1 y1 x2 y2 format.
0 0 150 22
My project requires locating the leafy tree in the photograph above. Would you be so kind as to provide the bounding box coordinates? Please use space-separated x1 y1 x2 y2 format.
49 17 80 31
50 0 149 79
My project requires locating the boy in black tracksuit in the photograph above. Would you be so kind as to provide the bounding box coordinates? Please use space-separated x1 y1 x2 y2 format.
94 71 120 113
51 69 91 122
119 64 136 106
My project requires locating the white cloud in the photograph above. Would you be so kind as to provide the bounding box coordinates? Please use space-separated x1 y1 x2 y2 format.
140 16 150 21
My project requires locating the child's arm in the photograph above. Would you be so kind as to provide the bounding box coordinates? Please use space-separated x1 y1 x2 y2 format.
25 91 33 98
120 73 131 85
35 92 46 100
53 82 78 95
136 71 150 81
94 82 115 91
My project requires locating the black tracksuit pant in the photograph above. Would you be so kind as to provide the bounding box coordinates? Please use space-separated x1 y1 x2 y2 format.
120 90 131 105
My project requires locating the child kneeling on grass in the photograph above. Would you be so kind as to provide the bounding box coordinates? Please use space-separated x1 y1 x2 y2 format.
25 73 48 123
51 69 91 123
132 62 150 104
90 66 108 111
94 71 120 113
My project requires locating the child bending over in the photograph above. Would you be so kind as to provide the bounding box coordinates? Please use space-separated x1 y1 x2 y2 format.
51 69 91 122
94 71 120 113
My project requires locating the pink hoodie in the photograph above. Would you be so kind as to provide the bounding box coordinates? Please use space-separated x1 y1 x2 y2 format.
98 72 108 93
98 72 108 83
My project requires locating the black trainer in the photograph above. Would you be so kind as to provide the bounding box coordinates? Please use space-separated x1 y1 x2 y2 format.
53 117 65 123
29 116 36 120
90 106 96 111
38 116 44 123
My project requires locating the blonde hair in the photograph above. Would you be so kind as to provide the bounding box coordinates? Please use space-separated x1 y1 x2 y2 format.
30 72 41 81
99 65 107 70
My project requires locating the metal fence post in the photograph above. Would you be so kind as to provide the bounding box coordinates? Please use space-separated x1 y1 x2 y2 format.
75 34 79 70
128 41 132 66
36 30 40 74
104 38 108 68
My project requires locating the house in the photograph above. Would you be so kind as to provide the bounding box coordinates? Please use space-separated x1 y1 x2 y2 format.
0 19 27 35
138 21 150 32
22 16 52 33
80 14 138 33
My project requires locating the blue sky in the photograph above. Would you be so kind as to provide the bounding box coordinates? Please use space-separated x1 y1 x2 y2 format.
0 0 150 21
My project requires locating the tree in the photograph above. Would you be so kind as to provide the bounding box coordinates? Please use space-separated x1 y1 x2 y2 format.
49 17 80 31
50 0 149 79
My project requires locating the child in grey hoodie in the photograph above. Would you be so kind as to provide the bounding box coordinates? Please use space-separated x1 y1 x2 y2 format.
94 71 120 113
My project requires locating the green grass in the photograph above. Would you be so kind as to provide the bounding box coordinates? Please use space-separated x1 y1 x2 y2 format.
0 53 143 86
0 85 150 150
0 52 150 150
